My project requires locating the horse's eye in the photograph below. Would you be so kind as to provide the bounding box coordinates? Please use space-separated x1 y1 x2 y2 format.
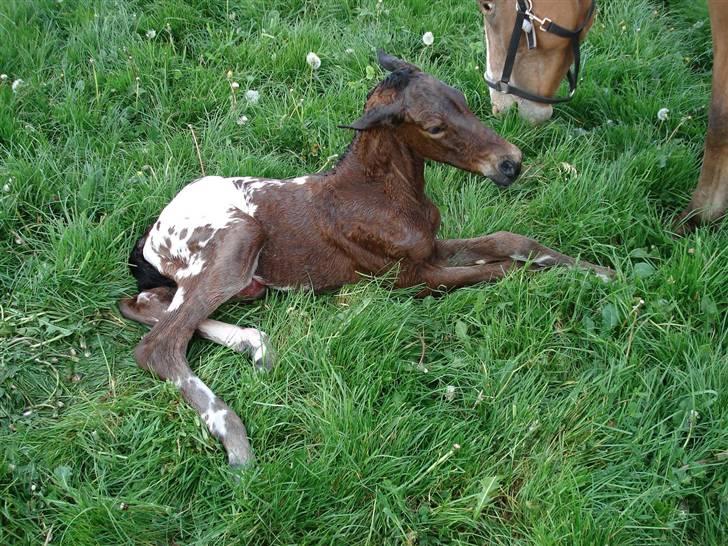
481 1 494 13
427 125 446 135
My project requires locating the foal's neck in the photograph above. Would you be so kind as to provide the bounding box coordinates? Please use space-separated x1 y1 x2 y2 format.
332 129 426 198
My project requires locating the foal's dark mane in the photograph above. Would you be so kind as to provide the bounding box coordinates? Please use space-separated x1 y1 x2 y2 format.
328 67 417 174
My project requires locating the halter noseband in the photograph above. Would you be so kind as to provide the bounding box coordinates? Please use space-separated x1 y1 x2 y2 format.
484 0 596 105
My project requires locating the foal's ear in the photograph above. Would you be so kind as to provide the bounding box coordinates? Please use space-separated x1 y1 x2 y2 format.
338 102 404 131
377 49 421 73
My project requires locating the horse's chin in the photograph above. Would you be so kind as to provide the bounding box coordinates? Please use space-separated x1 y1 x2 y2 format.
488 85 554 125
517 100 554 125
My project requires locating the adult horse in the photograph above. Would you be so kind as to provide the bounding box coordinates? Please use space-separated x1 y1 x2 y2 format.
477 0 727 231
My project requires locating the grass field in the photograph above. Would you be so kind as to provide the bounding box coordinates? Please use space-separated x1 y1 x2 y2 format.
1 0 727 544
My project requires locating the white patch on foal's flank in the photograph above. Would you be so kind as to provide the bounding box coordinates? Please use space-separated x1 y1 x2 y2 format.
167 287 185 312
143 176 262 277
143 175 314 281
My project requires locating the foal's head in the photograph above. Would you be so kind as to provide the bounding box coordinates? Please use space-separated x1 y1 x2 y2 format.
344 51 522 187
478 0 596 123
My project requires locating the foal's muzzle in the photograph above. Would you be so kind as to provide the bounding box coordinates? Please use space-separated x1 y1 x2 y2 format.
498 158 521 181
482 153 522 187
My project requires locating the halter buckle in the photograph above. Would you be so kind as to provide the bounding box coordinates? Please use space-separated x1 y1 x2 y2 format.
539 17 553 32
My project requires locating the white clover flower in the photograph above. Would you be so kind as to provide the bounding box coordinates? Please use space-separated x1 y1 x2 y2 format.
237 115 249 126
2 184 9 192
422 31 434 46
445 385 456 401
245 89 260 104
11 79 24 93
231 81 240 90
0 74 7 82
145 29 156 39
306 52 321 70
657 108 670 121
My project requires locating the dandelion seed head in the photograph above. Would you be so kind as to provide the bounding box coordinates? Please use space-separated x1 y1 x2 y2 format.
237 115 249 126
445 385 456 401
657 108 670 121
11 79 24 93
306 52 321 70
145 29 156 39
231 81 240 90
245 89 260 104
422 31 434 46
0 74 8 82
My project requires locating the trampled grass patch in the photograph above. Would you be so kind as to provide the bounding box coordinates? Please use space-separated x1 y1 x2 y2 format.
1 0 726 544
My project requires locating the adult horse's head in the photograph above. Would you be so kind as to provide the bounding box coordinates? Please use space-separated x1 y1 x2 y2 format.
342 50 522 187
478 0 596 124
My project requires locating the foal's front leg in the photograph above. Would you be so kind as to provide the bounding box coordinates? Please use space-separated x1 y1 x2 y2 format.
400 231 614 292
434 231 614 281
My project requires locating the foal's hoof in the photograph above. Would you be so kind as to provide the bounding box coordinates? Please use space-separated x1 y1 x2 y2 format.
593 266 616 283
253 332 276 372
230 328 275 371
228 447 256 469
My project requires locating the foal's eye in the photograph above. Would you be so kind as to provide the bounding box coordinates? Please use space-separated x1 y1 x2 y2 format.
426 125 446 135
480 1 494 13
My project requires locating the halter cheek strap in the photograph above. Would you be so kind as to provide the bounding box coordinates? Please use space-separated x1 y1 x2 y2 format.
485 0 597 105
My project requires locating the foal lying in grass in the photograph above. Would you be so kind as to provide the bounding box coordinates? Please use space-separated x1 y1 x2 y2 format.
119 51 613 467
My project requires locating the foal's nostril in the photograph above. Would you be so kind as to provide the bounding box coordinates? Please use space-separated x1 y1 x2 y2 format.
498 158 521 180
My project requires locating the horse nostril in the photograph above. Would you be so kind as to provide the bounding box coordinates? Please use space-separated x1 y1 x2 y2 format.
498 158 521 180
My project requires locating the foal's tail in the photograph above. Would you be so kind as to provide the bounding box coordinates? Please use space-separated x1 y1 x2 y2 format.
129 229 177 291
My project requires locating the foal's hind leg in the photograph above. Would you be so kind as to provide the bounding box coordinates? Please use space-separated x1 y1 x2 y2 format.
119 287 274 370
132 219 266 466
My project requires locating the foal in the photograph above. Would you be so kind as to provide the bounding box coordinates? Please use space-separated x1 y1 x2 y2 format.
120 51 613 466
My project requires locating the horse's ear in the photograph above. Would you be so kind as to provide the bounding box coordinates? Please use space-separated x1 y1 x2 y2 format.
377 49 421 73
338 101 404 131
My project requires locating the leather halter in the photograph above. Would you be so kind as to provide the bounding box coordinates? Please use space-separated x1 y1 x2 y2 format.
484 0 596 104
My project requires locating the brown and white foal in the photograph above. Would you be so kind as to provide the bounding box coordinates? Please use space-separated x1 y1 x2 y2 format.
120 51 612 467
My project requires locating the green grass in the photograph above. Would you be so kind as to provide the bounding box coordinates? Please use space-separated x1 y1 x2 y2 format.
1 0 726 544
